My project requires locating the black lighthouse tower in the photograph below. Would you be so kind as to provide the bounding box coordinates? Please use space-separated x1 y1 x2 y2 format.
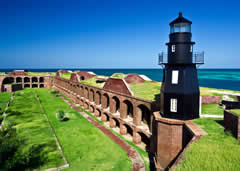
159 12 204 120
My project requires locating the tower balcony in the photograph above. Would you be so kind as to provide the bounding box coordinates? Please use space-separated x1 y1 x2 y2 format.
158 52 204 65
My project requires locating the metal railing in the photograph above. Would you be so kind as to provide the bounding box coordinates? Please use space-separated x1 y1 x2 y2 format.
158 52 204 65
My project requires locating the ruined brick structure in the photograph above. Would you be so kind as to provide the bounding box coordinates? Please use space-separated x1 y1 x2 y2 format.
0 71 53 92
0 70 206 170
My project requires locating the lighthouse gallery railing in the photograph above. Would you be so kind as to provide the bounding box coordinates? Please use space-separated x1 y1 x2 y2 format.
158 52 204 65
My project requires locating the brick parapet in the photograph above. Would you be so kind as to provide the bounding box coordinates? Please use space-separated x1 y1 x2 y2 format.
152 112 207 170
224 110 240 140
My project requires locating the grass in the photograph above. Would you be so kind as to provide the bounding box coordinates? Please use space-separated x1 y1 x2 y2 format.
27 72 56 76
174 118 240 171
4 89 64 170
0 92 11 113
111 73 126 79
130 81 161 101
36 88 132 170
80 77 105 88
201 104 224 115
61 73 72 80
77 105 150 171
59 92 150 171
230 109 240 117
0 72 7 76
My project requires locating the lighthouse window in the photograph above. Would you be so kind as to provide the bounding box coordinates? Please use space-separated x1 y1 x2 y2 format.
170 98 177 112
171 70 179 84
172 45 175 52
171 23 191 33
190 45 193 52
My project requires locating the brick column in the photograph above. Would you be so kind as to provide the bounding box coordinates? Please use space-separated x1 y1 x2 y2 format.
133 131 141 144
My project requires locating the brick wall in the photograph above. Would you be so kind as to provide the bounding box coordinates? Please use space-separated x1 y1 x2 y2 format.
201 96 221 104
224 110 240 140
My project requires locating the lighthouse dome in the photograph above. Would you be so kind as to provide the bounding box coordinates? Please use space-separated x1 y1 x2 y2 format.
170 12 192 33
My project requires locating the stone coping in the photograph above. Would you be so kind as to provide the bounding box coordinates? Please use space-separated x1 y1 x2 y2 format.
153 112 207 136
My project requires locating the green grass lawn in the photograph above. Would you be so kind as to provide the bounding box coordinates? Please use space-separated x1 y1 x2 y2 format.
4 89 64 170
201 104 224 115
36 88 132 170
61 73 72 80
111 73 126 79
27 72 56 76
0 72 7 76
79 77 104 88
230 109 240 117
0 92 11 113
174 118 240 171
130 81 161 101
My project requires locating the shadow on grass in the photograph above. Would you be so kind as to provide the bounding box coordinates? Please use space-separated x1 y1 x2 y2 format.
215 119 225 127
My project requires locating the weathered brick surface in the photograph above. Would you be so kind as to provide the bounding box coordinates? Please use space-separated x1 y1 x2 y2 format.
224 110 240 140
124 74 145 84
103 78 132 96
201 96 221 104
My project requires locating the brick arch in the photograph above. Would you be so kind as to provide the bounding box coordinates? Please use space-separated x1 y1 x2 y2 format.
24 84 30 88
24 77 30 83
80 86 84 97
89 89 95 102
95 91 101 105
122 100 133 119
84 101 89 109
16 77 22 83
137 104 151 128
101 112 110 122
121 123 133 137
95 108 101 117
89 105 95 113
1 77 14 92
111 117 120 128
32 77 38 83
39 77 44 83
111 96 120 113
84 87 89 99
102 93 110 109
138 132 150 147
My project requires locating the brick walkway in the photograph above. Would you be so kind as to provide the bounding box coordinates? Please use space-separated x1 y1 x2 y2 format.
59 94 145 171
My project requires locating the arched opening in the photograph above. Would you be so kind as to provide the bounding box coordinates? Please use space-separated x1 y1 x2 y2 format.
139 132 150 148
24 84 30 88
32 77 38 83
84 102 89 109
1 77 14 92
16 77 22 83
137 104 151 128
101 112 109 122
96 91 101 105
89 89 95 102
39 77 44 83
80 86 84 97
89 105 95 113
111 96 120 113
24 77 30 83
113 118 120 128
124 124 133 137
81 76 85 80
102 93 109 109
40 84 44 88
95 109 101 117
84 87 89 99
32 84 38 88
123 100 133 118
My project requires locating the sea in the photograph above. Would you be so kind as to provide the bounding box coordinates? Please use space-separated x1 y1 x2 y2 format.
1 68 240 91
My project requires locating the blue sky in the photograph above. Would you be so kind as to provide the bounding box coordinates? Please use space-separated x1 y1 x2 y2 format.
1 0 240 68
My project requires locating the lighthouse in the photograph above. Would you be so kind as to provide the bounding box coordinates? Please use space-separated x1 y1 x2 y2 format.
159 12 204 120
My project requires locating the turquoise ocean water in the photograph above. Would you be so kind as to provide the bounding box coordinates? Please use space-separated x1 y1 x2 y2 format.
1 69 240 91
